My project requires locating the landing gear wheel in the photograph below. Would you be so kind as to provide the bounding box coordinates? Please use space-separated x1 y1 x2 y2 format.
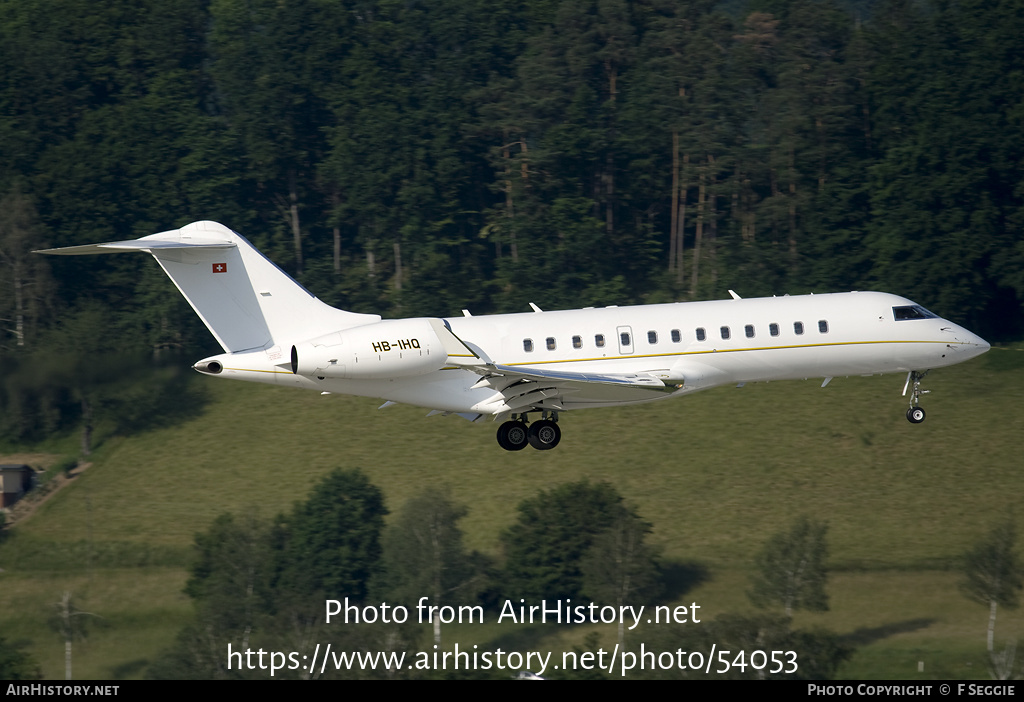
902 370 931 424
497 421 529 451
527 419 561 450
907 407 926 424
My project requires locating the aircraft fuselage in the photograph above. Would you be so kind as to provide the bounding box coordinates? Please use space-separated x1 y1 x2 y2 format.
198 290 988 416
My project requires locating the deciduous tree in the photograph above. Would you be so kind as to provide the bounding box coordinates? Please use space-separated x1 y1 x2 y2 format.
581 510 661 645
275 468 388 601
502 480 635 601
378 486 479 645
748 515 829 617
960 516 1022 654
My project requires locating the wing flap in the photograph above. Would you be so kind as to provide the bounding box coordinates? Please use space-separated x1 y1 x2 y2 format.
467 363 674 415
486 364 670 389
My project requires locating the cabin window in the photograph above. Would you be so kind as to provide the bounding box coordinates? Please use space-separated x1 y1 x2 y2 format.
769 323 780 337
572 335 582 349
794 321 804 335
671 329 681 343
648 330 658 344
696 327 706 341
620 331 631 347
546 336 556 350
595 334 606 348
720 326 731 340
524 339 534 352
893 305 938 321
745 324 755 339
818 320 829 334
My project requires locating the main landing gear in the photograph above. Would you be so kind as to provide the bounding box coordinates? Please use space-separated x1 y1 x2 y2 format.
903 370 930 424
496 412 561 451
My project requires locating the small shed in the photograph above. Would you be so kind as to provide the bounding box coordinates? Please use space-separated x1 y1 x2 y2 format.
0 464 35 509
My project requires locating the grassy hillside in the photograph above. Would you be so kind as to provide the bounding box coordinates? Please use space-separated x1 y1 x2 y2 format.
1 345 1022 679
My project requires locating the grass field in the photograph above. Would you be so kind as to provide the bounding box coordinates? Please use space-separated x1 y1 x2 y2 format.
1 344 1022 679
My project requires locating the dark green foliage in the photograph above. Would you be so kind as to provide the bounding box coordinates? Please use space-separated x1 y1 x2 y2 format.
0 300 207 449
960 516 1022 652
378 486 478 602
153 468 396 679
275 468 388 600
643 613 852 680
581 509 661 645
184 512 273 639
0 185 52 350
548 631 609 680
0 635 42 680
961 518 1023 611
0 351 73 442
861 0 1024 336
748 515 829 616
377 486 488 645
581 510 661 606
501 479 648 601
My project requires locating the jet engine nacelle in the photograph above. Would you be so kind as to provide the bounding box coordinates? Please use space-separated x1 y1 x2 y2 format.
291 318 447 379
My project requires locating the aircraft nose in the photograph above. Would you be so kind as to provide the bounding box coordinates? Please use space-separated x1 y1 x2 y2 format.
940 322 990 360
962 330 990 358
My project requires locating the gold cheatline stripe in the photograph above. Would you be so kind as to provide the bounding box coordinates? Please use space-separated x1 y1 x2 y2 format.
223 367 291 374
501 339 961 368
226 339 965 374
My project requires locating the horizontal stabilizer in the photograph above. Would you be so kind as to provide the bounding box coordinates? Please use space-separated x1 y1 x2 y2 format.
35 238 235 255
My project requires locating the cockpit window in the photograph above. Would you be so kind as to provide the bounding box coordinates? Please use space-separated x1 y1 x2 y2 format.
893 305 939 321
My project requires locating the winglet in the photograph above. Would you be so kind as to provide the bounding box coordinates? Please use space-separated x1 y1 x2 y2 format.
429 319 490 365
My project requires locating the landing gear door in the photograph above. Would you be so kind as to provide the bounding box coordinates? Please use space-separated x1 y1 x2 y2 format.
616 325 634 355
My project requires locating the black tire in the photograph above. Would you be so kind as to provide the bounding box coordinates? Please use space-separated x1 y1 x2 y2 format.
527 419 561 450
907 407 926 424
497 420 529 451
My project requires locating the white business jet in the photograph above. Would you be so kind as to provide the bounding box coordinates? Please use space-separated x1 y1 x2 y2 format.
39 221 991 451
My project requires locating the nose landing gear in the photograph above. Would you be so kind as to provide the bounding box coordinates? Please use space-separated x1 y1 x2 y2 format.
903 370 930 424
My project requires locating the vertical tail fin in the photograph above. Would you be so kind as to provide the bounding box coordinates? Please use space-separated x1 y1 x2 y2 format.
38 221 380 352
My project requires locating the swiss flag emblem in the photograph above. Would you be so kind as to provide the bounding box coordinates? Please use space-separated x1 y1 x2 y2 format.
212 263 227 274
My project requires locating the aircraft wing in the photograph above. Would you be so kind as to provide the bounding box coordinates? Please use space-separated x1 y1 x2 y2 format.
465 363 675 414
431 319 675 414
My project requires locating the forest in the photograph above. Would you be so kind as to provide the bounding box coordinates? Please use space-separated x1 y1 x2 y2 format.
1 0 1023 442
